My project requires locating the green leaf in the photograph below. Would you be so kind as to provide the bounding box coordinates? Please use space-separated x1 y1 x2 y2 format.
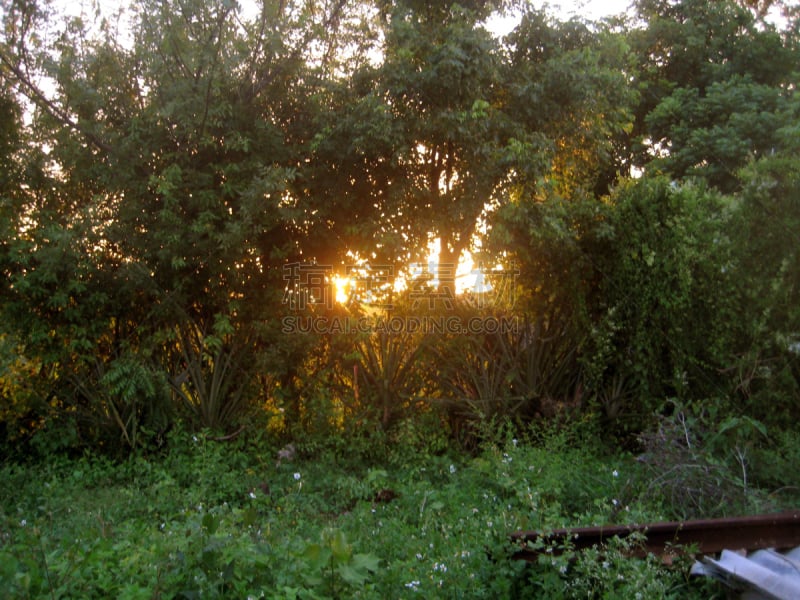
326 528 351 562
301 542 331 573
222 558 235 582
745 417 768 438
351 553 380 573
201 513 218 535
337 563 368 586
242 506 258 528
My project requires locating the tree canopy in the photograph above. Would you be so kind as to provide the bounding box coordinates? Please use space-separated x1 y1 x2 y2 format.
1 0 798 453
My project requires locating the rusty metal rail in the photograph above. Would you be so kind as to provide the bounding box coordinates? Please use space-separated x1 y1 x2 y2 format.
510 510 800 561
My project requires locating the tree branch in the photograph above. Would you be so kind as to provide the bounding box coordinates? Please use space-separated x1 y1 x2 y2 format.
0 48 113 155
245 0 349 100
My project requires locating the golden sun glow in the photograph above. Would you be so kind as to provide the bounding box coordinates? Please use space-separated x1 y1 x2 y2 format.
331 239 484 306
426 239 479 294
333 274 350 305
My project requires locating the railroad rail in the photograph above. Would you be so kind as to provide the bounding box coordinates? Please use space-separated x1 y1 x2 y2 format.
510 510 800 561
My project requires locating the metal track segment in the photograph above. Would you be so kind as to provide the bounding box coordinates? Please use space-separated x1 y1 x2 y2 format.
510 510 800 561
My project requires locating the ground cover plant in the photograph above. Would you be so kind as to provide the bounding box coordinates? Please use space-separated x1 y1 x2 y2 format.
4 419 794 599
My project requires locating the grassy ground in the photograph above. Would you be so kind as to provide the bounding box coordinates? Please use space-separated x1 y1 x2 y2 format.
0 423 778 599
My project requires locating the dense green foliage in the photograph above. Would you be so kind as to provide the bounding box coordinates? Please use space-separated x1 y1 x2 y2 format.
1 0 796 453
5 423 792 598
1 0 799 592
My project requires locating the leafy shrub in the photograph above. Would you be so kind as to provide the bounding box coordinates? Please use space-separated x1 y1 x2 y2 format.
353 328 426 431
748 427 800 500
494 177 741 432
431 309 582 448
519 533 718 599
634 405 779 519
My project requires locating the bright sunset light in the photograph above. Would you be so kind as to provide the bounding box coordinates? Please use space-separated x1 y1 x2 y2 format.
330 249 482 306
333 274 350 305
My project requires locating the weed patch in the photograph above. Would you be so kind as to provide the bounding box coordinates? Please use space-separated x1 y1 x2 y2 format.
2 427 788 598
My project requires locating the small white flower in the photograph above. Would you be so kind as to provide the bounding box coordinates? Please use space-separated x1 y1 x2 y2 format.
416 553 423 560
405 580 420 590
512 438 518 447
293 472 301 481
559 565 568 574
20 519 26 527
192 435 198 443
249 491 257 499
433 562 447 572
449 464 456 474
612 469 619 477
612 498 618 506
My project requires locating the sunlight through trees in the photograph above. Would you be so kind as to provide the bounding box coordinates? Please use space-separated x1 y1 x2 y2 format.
1 0 798 454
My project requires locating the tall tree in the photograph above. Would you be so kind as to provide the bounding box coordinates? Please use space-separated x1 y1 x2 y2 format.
502 9 638 199
630 0 800 191
0 0 353 444
297 4 637 289
304 0 515 295
725 102 800 420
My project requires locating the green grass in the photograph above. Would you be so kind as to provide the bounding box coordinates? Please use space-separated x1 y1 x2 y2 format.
0 425 758 598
